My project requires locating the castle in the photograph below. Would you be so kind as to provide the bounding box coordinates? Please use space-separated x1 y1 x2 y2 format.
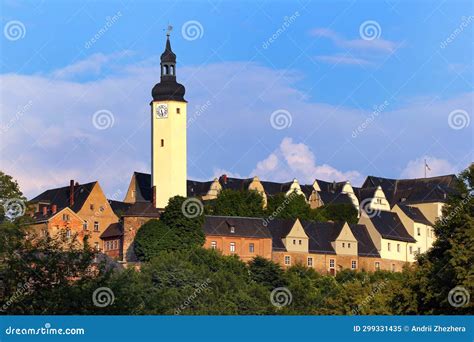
27 34 458 274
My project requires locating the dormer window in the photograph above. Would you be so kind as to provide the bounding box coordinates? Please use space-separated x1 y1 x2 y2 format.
230 226 235 234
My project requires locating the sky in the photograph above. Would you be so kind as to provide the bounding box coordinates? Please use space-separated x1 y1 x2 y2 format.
0 0 473 199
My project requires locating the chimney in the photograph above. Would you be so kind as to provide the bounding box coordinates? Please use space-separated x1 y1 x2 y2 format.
69 180 75 207
42 206 48 216
152 186 157 208
222 174 228 184
51 204 57 214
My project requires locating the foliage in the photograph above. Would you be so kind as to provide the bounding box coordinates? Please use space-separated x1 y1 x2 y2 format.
207 189 265 217
0 171 27 222
315 203 358 224
133 219 180 261
248 256 286 289
415 165 474 314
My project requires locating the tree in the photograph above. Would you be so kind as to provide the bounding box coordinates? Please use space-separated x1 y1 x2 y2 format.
0 171 27 222
133 219 180 261
316 203 358 224
208 189 265 217
160 196 205 249
248 256 286 289
415 165 474 314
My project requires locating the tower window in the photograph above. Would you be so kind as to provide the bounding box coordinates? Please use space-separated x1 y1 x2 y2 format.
164 65 169 75
161 139 164 147
170 65 175 75
176 108 180 114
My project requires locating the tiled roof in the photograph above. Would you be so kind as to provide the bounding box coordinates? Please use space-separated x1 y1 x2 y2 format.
349 224 380 257
265 218 299 251
319 191 353 205
100 222 123 238
203 216 272 238
123 202 162 217
397 204 433 225
302 221 343 254
134 172 152 201
362 175 457 206
29 182 96 213
368 211 416 242
108 200 133 216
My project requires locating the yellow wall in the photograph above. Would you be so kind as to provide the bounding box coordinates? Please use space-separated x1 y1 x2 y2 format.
410 202 443 225
283 219 309 253
380 238 409 261
151 100 187 208
332 222 358 256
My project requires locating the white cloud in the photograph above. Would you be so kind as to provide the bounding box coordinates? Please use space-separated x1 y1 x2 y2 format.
311 28 399 53
315 54 372 66
251 137 363 185
400 156 457 179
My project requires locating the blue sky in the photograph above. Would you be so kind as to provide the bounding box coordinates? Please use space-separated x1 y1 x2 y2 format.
1 0 472 199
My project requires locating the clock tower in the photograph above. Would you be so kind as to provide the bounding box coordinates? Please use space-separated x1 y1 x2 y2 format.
150 32 187 208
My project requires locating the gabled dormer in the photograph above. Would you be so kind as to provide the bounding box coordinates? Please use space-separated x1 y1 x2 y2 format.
282 219 309 253
331 222 358 256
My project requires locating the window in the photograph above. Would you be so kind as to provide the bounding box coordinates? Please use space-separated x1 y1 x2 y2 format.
249 243 254 253
375 262 380 271
417 227 421 236
348 243 351 248
329 259 335 268
417 247 421 254
161 139 164 147
90 204 94 210
351 260 357 269
299 240 302 245
342 242 345 248
284 255 291 265
230 242 235 253
83 221 88 230
391 263 396 272
230 226 235 234
114 240 118 249
211 241 217 249
387 242 391 251
94 242 100 251
397 244 400 252
176 108 180 114
307 257 313 267
94 221 99 232
62 213 70 221
409 246 413 254
293 239 296 245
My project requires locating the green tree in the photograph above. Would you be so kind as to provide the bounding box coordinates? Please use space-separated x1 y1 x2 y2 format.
160 196 205 248
0 171 27 222
248 256 286 289
133 219 180 261
208 189 265 217
316 203 358 224
415 165 474 314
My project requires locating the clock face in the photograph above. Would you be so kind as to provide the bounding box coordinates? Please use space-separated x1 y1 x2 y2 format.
156 104 168 119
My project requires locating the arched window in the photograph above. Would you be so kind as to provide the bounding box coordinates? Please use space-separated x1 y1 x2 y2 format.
164 65 169 75
170 65 175 75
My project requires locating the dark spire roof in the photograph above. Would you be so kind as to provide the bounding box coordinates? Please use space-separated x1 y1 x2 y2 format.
151 33 186 102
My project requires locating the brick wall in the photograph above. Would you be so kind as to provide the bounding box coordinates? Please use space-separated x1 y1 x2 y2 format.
204 235 272 262
122 216 156 262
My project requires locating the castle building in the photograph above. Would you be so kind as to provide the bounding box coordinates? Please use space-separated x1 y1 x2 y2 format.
26 34 459 273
